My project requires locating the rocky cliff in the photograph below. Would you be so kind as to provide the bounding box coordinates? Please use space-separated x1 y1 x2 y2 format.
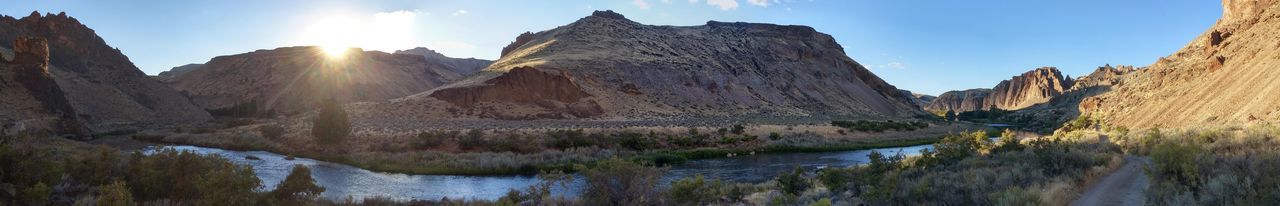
168 46 475 116
898 90 935 109
925 67 1076 113
984 67 1074 110
0 37 84 135
0 12 210 133
363 10 924 120
924 89 992 112
1084 0 1280 128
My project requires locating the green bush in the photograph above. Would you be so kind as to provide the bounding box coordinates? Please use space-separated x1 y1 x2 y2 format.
617 132 656 150
545 129 595 150
96 181 135 206
831 120 928 133
271 165 325 204
457 129 487 150
768 132 782 141
777 167 811 195
412 131 455 149
582 158 666 205
670 175 724 205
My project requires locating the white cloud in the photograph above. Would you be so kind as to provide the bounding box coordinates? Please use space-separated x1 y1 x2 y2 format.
450 10 468 16
633 0 651 9
706 0 738 10
746 0 769 7
883 62 905 69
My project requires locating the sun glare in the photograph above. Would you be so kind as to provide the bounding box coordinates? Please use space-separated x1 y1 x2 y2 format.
300 11 420 59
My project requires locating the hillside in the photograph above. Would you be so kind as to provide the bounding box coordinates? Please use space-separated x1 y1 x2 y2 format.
356 10 924 121
0 12 210 134
1084 0 1280 128
168 46 481 116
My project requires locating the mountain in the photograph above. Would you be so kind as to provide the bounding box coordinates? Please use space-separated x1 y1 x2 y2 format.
925 67 1073 113
167 46 478 116
898 89 935 109
393 47 491 76
985 67 1074 110
155 63 203 82
357 10 924 120
0 12 211 134
924 89 992 112
1083 0 1280 128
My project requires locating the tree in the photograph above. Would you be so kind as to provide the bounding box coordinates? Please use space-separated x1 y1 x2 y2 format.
312 98 350 146
96 181 135 206
945 110 957 122
271 165 325 205
194 162 261 206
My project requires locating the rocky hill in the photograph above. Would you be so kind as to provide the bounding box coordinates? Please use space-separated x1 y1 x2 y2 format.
898 90 935 109
168 46 478 116
393 47 491 76
357 10 924 121
1084 0 1280 128
0 12 211 134
924 89 991 113
925 67 1075 113
155 63 203 82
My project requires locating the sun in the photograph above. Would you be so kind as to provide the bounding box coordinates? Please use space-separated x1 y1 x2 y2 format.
321 45 347 58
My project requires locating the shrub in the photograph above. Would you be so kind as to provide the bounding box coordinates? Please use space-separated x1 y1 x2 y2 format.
810 198 833 206
312 98 350 146
777 167 811 195
582 158 666 205
194 160 261 206
19 182 51 205
617 132 656 150
545 129 595 150
271 165 325 204
670 175 724 205
769 132 782 141
458 129 487 150
96 181 135 206
412 131 452 149
259 124 286 140
731 124 746 135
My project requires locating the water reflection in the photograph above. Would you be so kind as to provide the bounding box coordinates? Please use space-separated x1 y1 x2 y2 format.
151 142 938 201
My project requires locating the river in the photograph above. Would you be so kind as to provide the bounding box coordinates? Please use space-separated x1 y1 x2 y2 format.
150 143 936 201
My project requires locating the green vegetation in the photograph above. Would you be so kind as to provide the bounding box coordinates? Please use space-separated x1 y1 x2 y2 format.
831 120 929 133
269 165 326 205
312 98 350 146
1122 126 1280 205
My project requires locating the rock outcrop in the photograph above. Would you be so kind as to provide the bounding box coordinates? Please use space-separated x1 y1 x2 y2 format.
0 12 211 133
925 67 1076 113
364 10 924 120
924 89 992 112
984 67 1074 110
0 37 84 135
168 46 476 116
1083 0 1280 128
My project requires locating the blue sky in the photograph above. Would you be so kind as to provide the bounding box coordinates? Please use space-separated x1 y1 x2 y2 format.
1 0 1220 95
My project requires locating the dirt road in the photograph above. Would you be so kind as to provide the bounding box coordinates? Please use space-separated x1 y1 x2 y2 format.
1071 156 1151 206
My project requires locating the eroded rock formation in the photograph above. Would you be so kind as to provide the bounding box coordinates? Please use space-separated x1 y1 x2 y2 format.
0 12 211 133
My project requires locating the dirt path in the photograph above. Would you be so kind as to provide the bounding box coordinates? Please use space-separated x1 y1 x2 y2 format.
1071 155 1151 206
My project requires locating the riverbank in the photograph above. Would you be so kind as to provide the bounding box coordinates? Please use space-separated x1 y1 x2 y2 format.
129 122 985 175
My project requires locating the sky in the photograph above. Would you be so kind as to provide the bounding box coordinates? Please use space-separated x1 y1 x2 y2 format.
0 0 1221 95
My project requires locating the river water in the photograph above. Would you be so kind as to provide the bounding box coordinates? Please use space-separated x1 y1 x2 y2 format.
152 143 935 201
